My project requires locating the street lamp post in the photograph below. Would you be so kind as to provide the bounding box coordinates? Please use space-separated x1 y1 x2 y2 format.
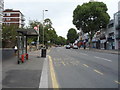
37 25 39 50
43 10 48 46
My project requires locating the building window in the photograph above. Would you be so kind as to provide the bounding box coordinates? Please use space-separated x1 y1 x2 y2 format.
4 13 7 16
108 23 114 28
4 13 11 16
6 18 10 21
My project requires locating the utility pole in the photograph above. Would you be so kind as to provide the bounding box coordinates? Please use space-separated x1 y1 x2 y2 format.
42 10 48 46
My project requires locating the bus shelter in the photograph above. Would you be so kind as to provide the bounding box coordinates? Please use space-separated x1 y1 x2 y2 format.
17 28 38 64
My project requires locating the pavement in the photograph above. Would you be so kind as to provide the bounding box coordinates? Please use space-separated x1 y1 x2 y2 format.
79 47 119 55
2 50 46 89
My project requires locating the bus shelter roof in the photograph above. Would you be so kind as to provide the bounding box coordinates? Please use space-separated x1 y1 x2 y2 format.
17 28 38 36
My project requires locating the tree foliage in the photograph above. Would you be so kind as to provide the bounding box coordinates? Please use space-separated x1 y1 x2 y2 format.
67 28 78 44
28 20 43 44
2 25 18 48
56 36 66 45
73 1 110 41
28 19 66 45
47 28 58 44
44 18 52 29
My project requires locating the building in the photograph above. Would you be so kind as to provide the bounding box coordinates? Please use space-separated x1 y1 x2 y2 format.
114 11 120 50
0 0 4 31
3 9 25 28
106 20 115 50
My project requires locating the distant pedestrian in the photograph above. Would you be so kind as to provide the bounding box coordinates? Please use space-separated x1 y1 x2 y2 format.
14 46 18 55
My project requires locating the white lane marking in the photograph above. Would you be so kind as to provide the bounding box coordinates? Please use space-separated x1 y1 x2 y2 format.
79 53 88 56
94 56 112 62
39 57 48 88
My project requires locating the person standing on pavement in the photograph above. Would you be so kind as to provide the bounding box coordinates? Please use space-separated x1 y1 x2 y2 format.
14 46 18 55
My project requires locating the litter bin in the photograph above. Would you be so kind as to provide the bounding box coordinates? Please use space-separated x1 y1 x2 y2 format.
41 48 46 57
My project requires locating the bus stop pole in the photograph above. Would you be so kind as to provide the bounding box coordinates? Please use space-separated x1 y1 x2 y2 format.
26 36 28 59
17 33 20 64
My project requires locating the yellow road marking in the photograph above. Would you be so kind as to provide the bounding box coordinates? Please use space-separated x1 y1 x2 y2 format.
94 69 104 75
114 80 120 84
83 64 89 68
48 56 59 88
62 61 66 66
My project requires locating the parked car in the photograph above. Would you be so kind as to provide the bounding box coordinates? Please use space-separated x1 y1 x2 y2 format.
73 45 78 49
70 45 73 48
66 45 71 49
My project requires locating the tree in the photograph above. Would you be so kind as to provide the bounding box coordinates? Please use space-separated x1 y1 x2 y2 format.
73 1 110 47
28 20 43 44
43 18 53 44
56 36 66 45
67 28 78 44
44 18 52 29
48 28 58 44
2 25 18 48
28 19 66 46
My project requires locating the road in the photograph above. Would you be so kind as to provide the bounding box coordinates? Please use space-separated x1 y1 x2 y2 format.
48 47 119 88
2 47 119 89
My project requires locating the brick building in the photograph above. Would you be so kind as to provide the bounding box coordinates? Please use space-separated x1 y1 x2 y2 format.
3 9 25 28
0 0 4 31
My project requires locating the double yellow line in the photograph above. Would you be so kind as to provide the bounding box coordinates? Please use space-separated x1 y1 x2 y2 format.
48 55 59 89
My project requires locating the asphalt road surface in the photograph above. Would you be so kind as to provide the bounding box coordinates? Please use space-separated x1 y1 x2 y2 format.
2 47 119 89
48 47 119 88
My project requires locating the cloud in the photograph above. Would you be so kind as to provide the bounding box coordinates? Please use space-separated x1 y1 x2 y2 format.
5 0 82 3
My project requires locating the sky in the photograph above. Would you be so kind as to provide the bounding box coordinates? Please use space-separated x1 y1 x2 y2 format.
4 0 120 38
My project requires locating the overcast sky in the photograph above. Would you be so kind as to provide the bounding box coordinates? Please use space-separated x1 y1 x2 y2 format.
4 0 119 38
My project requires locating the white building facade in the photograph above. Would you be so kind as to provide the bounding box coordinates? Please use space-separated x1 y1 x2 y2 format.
0 0 4 31
114 11 120 50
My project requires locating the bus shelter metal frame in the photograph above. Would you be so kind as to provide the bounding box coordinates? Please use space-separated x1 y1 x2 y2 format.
17 28 38 64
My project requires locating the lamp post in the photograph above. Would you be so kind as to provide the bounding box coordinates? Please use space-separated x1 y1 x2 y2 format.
37 25 39 50
43 10 48 46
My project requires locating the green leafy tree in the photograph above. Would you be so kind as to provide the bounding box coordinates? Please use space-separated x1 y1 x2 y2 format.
28 20 43 44
44 18 52 29
2 25 18 48
48 28 58 44
73 1 110 47
56 36 66 45
67 28 78 44
43 18 53 44
28 19 66 46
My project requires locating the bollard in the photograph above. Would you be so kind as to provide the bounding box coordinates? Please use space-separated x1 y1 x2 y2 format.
26 53 28 60
21 54 24 63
